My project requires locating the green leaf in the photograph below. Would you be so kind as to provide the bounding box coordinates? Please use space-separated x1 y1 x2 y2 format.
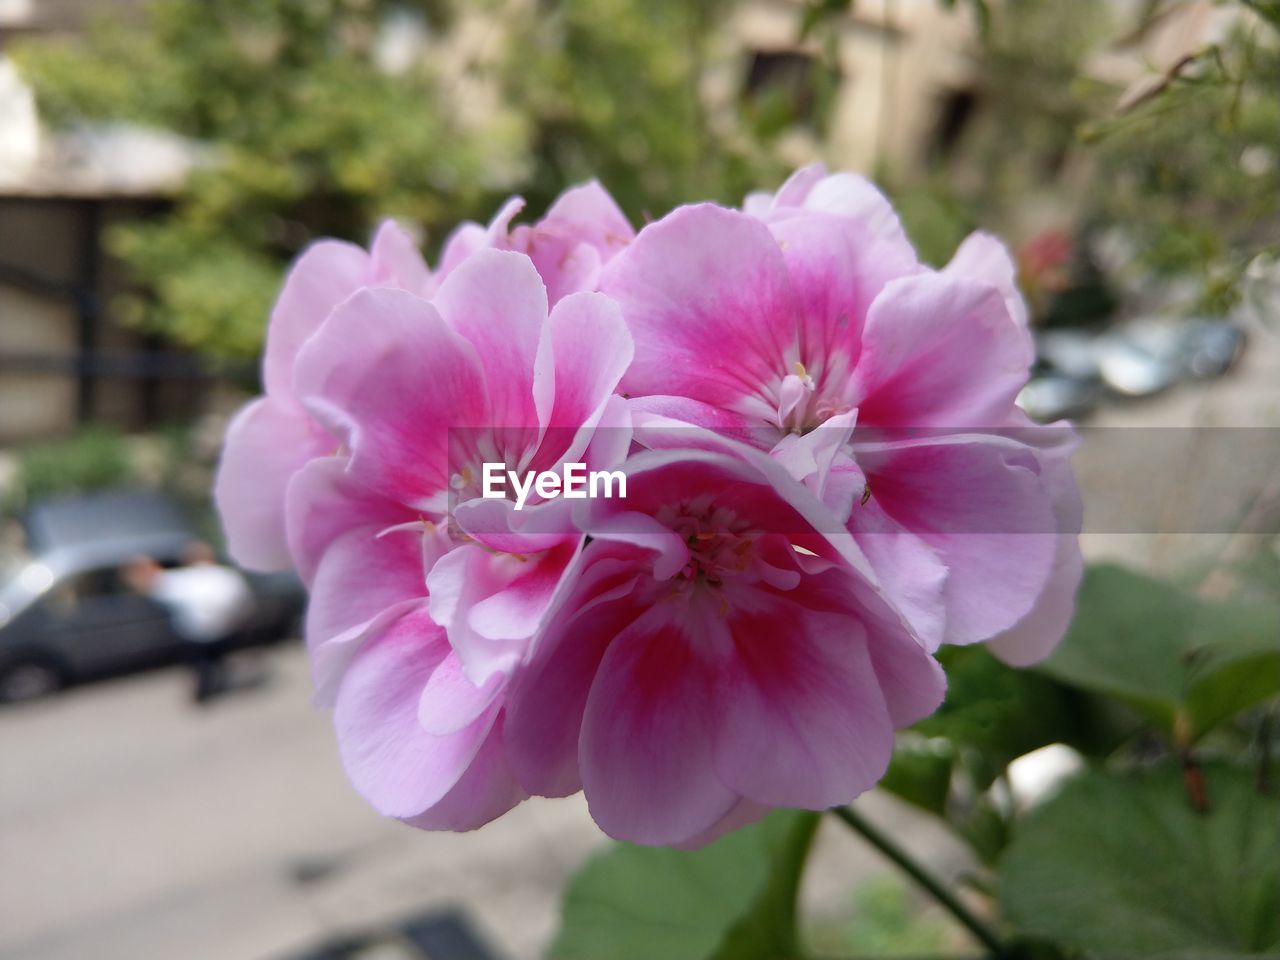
550 811 820 960
1184 611 1280 735
1040 565 1280 739
881 736 955 817
1000 764 1280 958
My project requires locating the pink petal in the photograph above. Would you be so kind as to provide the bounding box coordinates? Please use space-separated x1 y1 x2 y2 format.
426 539 582 685
284 456 412 587
450 496 578 556
433 248 549 436
944 231 1029 327
404 711 527 832
263 240 370 398
306 524 427 690
294 287 489 510
853 273 1031 429
369 219 432 296
522 290 633 475
436 221 489 279
214 395 332 571
987 419 1083 665
579 608 738 844
544 290 634 435
771 163 828 208
798 172 912 252
518 181 635 303
418 652 506 737
672 798 772 850
504 551 643 798
540 180 635 252
865 619 949 727
854 434 1059 646
600 204 798 422
768 213 920 378
712 607 895 809
848 499 949 651
333 607 496 819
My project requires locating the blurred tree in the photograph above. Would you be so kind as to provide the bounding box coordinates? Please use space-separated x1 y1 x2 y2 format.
496 0 784 222
1085 15 1280 313
16 0 803 362
14 0 529 361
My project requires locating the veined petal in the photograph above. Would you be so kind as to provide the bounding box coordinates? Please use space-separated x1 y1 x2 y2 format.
333 607 494 819
433 248 550 437
712 608 895 809
579 608 738 845
853 273 1031 428
600 204 799 421
214 395 332 571
284 455 415 587
294 287 489 510
369 219 433 296
263 240 369 398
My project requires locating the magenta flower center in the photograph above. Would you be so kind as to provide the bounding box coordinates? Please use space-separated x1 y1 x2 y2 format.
772 356 854 434
657 499 759 593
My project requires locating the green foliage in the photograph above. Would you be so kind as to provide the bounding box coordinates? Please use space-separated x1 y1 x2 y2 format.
501 0 785 223
1085 21 1280 309
881 643 1135 863
11 425 131 509
13 0 525 361
809 876 953 957
14 0 801 361
878 562 1279 874
1000 764 1280 958
550 811 819 960
1040 564 1280 740
940 0 1114 226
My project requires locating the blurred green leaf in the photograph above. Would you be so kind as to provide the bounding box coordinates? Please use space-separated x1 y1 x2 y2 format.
881 644 1134 864
1040 565 1280 739
1000 764 1280 958
1185 627 1280 735
550 810 819 960
12 426 131 510
881 737 955 817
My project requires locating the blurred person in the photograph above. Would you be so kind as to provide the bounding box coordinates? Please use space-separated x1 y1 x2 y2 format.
123 543 252 703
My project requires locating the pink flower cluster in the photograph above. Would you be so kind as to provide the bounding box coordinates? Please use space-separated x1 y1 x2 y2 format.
215 167 1082 846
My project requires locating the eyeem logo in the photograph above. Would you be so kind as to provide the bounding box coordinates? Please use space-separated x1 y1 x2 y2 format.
482 463 627 511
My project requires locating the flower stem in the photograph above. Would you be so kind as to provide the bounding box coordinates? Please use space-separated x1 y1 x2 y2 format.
829 804 1009 958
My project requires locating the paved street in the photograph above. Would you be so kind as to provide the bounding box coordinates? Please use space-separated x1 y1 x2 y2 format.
0 647 971 960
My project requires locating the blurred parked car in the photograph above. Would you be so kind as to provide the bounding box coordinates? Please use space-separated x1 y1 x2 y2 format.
0 491 303 703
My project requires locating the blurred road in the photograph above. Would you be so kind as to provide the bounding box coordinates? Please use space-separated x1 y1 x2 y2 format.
0 647 971 960
0 650 606 960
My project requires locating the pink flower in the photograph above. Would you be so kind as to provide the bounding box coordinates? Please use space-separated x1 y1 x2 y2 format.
436 180 634 306
505 438 945 845
598 167 1081 663
292 248 632 683
216 181 632 573
280 248 632 828
214 168 1083 844
215 221 431 571
285 456 527 829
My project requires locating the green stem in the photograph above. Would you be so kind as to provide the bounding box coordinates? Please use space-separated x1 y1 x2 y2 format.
829 805 1009 958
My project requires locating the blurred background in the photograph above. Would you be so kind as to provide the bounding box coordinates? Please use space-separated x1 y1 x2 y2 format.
0 2 1277 959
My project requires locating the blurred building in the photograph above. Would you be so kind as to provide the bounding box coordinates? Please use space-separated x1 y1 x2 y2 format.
727 0 1242 176
0 0 210 446
727 0 976 175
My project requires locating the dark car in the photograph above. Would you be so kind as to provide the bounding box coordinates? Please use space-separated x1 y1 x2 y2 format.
0 491 304 703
